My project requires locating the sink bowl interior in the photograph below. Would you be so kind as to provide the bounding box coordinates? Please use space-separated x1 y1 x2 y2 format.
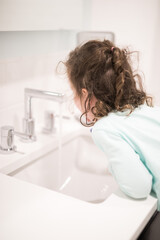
9 132 118 203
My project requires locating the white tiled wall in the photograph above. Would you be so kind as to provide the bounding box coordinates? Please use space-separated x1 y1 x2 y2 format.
0 30 75 131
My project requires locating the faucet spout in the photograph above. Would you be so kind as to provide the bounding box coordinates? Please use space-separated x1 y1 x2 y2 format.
23 88 66 141
25 88 65 119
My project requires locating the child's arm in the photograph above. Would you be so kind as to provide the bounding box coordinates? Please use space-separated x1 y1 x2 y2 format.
92 128 152 199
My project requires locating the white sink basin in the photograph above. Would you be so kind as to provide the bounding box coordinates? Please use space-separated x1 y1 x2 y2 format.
9 130 118 203
0 125 158 240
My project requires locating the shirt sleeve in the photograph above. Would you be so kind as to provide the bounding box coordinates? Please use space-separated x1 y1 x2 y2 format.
91 127 152 199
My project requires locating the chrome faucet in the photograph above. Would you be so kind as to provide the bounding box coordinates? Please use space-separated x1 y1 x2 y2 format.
23 88 66 141
0 126 30 153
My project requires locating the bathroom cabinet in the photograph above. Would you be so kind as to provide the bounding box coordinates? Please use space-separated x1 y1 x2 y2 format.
0 0 89 31
137 211 160 240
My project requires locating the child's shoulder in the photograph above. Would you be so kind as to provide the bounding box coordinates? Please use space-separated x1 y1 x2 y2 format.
93 104 160 131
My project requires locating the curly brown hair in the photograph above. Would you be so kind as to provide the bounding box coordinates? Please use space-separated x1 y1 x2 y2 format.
64 40 153 126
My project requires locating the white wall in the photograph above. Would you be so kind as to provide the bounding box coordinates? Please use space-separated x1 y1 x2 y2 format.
0 0 85 30
0 30 76 130
90 0 160 105
0 30 76 108
151 0 160 104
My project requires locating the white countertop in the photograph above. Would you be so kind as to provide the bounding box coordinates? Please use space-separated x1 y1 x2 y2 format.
0 173 157 240
0 119 158 240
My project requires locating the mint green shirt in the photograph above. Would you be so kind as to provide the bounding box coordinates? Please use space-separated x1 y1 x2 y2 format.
91 104 160 210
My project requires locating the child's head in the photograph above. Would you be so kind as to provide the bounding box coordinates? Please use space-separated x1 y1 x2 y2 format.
64 40 152 126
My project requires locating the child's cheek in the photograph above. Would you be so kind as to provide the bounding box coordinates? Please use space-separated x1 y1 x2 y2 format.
74 97 83 112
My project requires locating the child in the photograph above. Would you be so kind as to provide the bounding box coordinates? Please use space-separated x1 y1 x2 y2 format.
64 39 160 211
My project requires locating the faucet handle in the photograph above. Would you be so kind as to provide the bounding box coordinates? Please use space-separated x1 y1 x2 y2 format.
42 111 55 134
0 126 16 153
0 125 33 154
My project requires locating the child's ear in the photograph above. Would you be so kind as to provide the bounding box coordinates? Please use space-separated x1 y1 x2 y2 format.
81 88 88 96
